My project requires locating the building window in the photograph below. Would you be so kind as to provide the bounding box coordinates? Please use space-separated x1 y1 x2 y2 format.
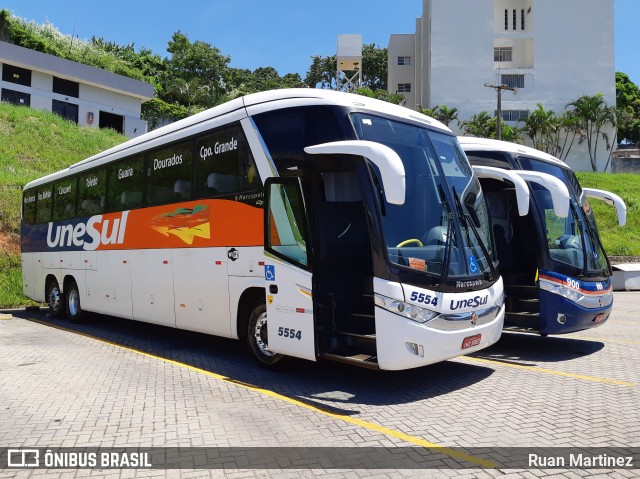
513 9 517 30
397 56 412 66
521 9 525 30
1 88 30 106
52 100 79 124
397 83 412 93
505 9 508 30
2 64 31 87
495 110 530 122
501 74 525 89
494 47 513 62
53 77 79 98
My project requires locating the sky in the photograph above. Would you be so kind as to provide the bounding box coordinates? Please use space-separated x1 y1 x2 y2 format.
1 0 638 86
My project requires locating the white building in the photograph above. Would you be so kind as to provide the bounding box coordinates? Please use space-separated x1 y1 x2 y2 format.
388 0 616 171
0 41 154 139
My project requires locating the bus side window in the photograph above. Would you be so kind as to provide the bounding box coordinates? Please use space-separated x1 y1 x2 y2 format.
23 189 36 224
107 156 144 212
52 178 77 221
78 170 106 216
195 124 260 198
147 141 192 206
35 185 53 223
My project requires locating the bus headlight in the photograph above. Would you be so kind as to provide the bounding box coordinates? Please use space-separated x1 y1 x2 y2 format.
539 281 584 303
374 294 440 323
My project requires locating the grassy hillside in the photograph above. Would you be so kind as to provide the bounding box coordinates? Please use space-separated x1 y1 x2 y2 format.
0 103 127 307
576 172 640 258
0 101 639 307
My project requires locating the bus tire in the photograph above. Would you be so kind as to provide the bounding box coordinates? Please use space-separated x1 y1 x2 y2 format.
246 299 287 368
45 277 64 318
65 279 84 323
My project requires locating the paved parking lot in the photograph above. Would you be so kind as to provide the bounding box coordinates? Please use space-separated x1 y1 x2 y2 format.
0 293 639 478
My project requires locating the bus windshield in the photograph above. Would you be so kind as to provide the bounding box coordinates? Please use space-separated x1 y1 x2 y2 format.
351 114 495 279
518 157 608 275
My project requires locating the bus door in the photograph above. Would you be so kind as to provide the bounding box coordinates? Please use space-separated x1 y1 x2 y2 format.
263 178 316 361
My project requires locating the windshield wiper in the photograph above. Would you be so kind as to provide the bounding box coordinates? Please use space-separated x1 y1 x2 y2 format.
452 187 497 281
436 185 453 287
582 211 610 277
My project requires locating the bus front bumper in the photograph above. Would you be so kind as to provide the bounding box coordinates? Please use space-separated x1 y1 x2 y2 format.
374 304 505 370
539 289 613 335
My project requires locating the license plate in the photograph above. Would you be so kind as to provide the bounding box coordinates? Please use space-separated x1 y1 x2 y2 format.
461 334 482 349
593 313 607 324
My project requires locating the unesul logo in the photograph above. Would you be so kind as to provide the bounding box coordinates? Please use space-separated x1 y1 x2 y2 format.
46 211 129 251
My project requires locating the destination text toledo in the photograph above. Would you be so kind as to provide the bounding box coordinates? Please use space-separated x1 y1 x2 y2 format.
529 453 634 468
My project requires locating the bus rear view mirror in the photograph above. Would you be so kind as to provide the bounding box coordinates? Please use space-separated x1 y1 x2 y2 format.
581 188 627 226
304 140 406 205
514 170 571 218
471 165 530 216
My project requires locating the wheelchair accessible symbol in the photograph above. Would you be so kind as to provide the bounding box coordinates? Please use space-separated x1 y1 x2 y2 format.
265 265 276 281
467 255 479 274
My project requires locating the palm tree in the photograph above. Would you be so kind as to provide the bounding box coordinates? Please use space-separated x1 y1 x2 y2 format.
461 112 495 138
566 94 617 171
520 104 558 153
556 110 583 162
418 105 460 128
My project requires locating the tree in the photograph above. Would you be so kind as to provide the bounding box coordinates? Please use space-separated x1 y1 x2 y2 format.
418 105 459 128
164 31 231 106
461 112 496 138
304 43 388 91
520 104 557 153
566 94 616 172
616 72 640 143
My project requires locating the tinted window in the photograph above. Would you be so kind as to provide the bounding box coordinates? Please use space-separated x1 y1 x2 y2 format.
23 189 36 224
52 178 77 220
78 170 106 216
465 151 513 169
252 106 349 178
195 124 260 198
35 185 53 224
52 77 79 98
2 64 31 86
146 141 192 205
107 157 144 211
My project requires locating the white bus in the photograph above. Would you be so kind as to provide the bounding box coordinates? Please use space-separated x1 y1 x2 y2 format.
21 89 508 370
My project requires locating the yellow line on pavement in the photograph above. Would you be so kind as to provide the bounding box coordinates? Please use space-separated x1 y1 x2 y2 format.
459 356 636 387
24 317 495 468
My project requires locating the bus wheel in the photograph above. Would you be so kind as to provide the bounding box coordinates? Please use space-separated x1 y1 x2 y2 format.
65 280 84 323
46 278 64 318
247 300 286 368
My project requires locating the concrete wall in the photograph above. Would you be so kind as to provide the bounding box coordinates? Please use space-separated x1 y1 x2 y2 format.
612 155 640 174
388 34 416 108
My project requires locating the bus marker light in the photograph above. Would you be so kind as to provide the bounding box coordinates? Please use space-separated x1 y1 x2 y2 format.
163 260 168 264
215 261 222 265
594 313 607 324
461 334 481 350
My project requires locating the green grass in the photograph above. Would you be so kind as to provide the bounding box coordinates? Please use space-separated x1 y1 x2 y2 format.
576 172 640 257
0 103 126 308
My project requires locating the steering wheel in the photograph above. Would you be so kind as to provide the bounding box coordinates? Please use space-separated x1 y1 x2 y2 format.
396 239 423 247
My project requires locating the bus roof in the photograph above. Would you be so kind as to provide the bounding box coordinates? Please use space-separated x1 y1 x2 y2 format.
457 136 569 170
24 89 450 190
